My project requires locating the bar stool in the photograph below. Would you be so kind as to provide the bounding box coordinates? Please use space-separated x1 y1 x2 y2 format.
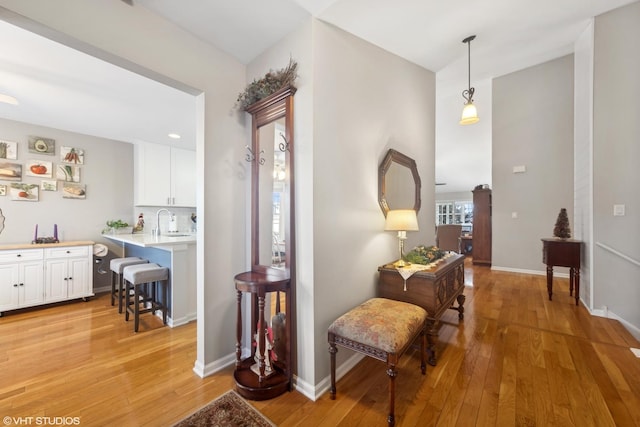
110 257 148 313
123 263 169 332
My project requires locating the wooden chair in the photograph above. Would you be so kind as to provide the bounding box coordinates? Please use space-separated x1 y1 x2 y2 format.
328 298 427 427
436 224 463 253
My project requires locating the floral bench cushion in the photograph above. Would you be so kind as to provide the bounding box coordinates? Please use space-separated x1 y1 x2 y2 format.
328 298 427 354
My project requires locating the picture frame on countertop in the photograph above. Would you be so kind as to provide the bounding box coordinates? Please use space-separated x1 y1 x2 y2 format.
28 136 55 155
56 164 80 182
0 161 22 180
60 146 84 164
62 182 86 199
0 140 18 160
0 184 6 196
41 180 57 191
10 182 39 201
26 160 53 178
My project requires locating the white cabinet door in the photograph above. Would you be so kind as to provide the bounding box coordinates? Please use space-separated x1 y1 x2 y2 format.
0 263 19 312
171 147 196 207
19 261 45 307
135 142 195 207
44 246 92 302
44 258 68 303
67 257 90 299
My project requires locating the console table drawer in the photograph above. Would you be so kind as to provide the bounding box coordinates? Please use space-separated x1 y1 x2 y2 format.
0 249 44 263
44 246 90 259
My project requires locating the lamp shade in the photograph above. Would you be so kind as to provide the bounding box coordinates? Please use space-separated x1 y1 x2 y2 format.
460 102 479 125
384 209 419 231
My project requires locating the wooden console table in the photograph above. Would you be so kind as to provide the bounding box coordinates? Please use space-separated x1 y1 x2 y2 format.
377 254 465 365
541 238 583 306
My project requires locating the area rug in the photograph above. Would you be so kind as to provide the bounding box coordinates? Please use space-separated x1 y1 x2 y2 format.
172 390 276 427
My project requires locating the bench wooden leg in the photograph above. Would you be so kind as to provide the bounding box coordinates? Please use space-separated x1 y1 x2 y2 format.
328 333 337 400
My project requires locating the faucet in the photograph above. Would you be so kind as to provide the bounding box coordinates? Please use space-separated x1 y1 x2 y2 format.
153 208 172 237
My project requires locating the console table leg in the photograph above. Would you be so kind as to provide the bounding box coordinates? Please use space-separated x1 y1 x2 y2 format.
457 294 466 320
426 320 438 366
546 265 553 301
574 268 580 306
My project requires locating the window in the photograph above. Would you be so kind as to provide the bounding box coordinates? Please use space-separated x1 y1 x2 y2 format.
435 200 473 226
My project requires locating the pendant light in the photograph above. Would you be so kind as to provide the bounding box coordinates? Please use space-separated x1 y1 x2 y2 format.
460 35 479 125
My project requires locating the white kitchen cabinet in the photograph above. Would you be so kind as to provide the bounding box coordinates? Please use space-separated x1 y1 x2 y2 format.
0 249 44 314
134 142 196 207
44 245 92 303
0 243 93 315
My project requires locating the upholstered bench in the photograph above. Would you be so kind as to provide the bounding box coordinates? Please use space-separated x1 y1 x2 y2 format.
328 297 427 427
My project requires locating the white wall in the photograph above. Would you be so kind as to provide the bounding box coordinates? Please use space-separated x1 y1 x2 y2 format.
0 0 248 372
492 55 575 273
592 1 640 336
0 118 133 255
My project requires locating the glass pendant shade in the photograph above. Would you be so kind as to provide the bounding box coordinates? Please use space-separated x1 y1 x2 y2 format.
460 102 479 125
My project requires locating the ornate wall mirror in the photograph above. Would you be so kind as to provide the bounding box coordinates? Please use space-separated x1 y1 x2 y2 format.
378 148 422 216
245 86 296 274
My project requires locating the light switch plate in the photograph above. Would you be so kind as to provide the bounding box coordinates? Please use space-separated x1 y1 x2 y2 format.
512 165 526 173
613 204 625 216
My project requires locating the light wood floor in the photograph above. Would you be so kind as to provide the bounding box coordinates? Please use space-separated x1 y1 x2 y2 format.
1 260 639 426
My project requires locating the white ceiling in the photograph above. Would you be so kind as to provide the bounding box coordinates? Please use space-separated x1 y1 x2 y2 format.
0 0 636 188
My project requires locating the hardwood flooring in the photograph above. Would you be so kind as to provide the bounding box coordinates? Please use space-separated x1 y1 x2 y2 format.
1 260 639 426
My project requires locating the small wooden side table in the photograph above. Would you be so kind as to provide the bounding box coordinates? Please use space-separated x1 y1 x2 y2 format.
541 238 583 306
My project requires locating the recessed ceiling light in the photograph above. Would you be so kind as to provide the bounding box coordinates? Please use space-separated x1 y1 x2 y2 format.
0 93 19 105
168 133 181 139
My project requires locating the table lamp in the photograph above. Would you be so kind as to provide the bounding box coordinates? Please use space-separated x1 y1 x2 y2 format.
384 209 419 267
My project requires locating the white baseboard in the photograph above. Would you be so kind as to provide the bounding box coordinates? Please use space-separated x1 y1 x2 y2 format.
309 353 365 401
590 307 640 341
193 352 236 378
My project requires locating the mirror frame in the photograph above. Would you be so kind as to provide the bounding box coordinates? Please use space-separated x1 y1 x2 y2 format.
246 85 296 276
378 148 422 217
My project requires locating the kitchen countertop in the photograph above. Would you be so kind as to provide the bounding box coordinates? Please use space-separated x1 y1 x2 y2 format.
103 232 196 247
0 240 95 251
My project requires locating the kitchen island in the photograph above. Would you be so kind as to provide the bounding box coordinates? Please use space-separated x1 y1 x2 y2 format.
103 232 196 327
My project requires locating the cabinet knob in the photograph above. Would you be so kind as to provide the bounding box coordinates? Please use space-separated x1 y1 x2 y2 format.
19 283 24 286
17 254 21 257
66 250 71 254
68 277 73 280
13 284 18 287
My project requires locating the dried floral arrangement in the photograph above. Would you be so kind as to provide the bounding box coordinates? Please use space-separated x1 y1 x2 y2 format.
404 245 446 265
235 58 298 110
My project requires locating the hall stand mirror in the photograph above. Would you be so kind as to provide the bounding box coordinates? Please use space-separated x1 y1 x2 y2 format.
234 85 296 400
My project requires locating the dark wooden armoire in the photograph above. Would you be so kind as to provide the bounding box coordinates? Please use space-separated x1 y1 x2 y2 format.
472 187 492 265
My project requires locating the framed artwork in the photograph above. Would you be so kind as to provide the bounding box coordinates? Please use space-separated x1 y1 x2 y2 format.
0 162 22 180
60 146 84 164
0 140 18 160
0 184 6 196
62 182 86 199
28 136 55 155
56 164 80 182
41 180 57 191
26 160 53 178
10 183 39 201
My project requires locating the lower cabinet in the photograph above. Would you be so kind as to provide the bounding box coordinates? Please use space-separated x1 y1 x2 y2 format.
44 246 92 303
0 244 93 315
0 250 44 312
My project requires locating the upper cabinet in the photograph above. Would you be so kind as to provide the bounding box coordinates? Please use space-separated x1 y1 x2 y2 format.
134 142 196 207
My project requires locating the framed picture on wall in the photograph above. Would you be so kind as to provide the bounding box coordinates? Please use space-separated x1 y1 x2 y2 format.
62 182 86 199
0 140 18 160
56 164 80 182
60 146 84 164
41 180 57 191
10 183 39 201
28 136 55 155
0 162 22 180
26 160 53 178
0 184 6 196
